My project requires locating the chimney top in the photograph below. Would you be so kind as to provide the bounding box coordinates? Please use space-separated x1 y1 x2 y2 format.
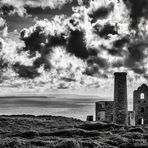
114 72 127 76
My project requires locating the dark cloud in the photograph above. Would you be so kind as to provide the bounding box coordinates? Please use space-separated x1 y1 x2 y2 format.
107 37 129 57
127 43 145 63
144 74 148 79
84 64 108 78
87 56 108 68
46 35 66 47
33 55 51 70
13 62 40 78
1 5 15 15
0 41 9 71
57 83 69 89
123 0 148 29
20 27 47 56
82 0 90 7
88 48 98 56
0 57 8 70
112 60 124 68
20 24 67 71
113 37 129 48
85 56 109 77
66 29 89 59
33 57 44 69
125 41 148 74
89 3 114 23
108 49 120 56
84 65 99 76
100 24 117 38
131 67 146 75
94 24 117 38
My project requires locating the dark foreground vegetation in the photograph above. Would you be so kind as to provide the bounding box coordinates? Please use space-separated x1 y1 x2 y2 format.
0 115 148 148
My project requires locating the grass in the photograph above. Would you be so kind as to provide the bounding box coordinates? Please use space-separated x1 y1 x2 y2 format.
0 115 148 147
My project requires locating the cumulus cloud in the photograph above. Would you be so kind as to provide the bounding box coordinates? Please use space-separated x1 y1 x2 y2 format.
0 17 8 37
0 36 41 81
0 17 6 28
0 0 148 90
123 0 148 29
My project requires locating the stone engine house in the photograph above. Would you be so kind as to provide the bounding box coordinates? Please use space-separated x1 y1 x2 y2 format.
96 72 128 125
95 72 148 126
95 101 114 122
133 84 148 125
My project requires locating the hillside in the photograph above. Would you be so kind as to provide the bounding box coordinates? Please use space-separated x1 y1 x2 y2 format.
0 115 148 148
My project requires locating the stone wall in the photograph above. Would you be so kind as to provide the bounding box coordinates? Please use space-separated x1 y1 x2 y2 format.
114 72 128 125
133 84 148 125
96 101 114 122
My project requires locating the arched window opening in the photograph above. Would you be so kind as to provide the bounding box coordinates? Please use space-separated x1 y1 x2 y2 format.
138 118 144 125
141 107 145 113
140 93 144 99
98 103 105 109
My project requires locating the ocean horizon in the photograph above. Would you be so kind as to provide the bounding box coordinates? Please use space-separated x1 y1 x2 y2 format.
0 94 133 121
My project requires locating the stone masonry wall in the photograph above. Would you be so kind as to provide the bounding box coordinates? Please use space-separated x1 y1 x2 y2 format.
134 84 148 125
114 72 128 125
96 101 114 122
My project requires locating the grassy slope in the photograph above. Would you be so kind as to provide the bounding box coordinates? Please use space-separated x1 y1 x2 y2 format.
0 115 148 148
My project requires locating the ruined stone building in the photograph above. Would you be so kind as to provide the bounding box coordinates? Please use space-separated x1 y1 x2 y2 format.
95 72 148 126
95 101 114 122
133 84 148 125
96 72 128 125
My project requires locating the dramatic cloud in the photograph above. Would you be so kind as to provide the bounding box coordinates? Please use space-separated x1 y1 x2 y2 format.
67 29 88 59
125 40 148 75
0 0 148 90
13 62 40 79
88 1 114 23
123 0 148 29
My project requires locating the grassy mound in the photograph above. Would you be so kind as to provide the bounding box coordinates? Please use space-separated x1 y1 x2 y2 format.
0 115 148 148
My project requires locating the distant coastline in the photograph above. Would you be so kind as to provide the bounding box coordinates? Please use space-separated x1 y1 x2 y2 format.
0 96 49 98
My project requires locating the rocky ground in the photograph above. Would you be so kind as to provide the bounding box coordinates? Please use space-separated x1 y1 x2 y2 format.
0 115 148 148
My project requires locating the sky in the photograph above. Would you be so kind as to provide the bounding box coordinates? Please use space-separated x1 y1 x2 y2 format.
0 0 147 119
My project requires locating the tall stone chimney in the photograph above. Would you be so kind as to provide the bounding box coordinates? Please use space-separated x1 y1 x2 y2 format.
113 72 128 125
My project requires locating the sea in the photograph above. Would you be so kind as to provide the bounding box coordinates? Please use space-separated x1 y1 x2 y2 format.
0 94 133 121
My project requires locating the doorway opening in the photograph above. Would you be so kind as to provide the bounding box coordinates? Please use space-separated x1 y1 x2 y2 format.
141 107 145 113
138 118 144 125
